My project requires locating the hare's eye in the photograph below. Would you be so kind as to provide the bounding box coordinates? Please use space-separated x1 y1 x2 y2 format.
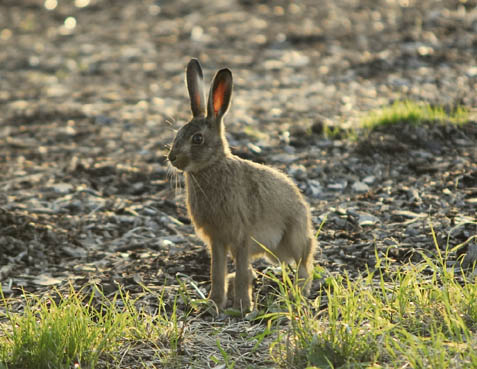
192 133 203 145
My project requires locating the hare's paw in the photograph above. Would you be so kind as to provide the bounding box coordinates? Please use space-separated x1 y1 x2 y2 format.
233 293 252 313
232 273 254 313
208 290 227 310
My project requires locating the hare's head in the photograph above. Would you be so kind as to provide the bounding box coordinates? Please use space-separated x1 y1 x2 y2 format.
168 59 232 172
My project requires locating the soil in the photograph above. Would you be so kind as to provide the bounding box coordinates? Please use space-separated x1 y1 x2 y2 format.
0 0 476 367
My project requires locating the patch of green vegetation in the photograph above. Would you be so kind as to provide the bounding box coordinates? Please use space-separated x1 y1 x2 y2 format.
264 224 477 369
0 284 186 369
361 100 470 130
323 124 351 140
2 220 477 368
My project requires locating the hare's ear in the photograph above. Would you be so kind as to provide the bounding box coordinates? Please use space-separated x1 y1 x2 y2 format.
207 68 232 121
186 59 206 117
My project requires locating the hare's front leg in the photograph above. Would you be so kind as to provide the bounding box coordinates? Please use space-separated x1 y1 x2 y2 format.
233 242 253 312
209 241 227 309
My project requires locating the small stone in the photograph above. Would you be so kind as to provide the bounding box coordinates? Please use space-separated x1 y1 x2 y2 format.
307 179 322 198
247 142 262 154
283 145 296 154
363 176 376 185
50 183 74 194
94 115 114 125
270 153 295 163
288 164 307 180
405 225 420 236
62 245 88 258
116 215 136 223
164 235 186 243
158 239 174 248
32 274 63 286
142 207 158 215
328 180 347 191
442 188 452 195
357 213 380 226
132 182 145 192
352 181 369 193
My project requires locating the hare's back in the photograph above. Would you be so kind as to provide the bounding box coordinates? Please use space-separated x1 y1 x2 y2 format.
241 158 308 218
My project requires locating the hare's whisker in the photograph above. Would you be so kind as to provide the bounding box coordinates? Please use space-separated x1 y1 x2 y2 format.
175 171 182 195
164 117 176 125
166 165 177 191
189 172 211 206
164 119 178 132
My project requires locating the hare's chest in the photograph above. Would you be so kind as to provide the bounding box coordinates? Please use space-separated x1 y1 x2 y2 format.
187 190 231 224
186 180 231 224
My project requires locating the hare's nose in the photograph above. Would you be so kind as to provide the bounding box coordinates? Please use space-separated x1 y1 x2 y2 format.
168 152 176 162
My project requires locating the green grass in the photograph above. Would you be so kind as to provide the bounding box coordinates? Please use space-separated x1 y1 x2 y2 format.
361 101 470 130
2 223 477 368
263 225 477 369
0 284 186 369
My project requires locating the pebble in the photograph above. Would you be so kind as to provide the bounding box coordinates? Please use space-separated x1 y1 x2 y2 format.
158 235 186 244
288 164 307 180
158 238 175 248
328 180 347 191
49 183 74 194
363 176 376 185
94 115 115 125
142 206 158 215
270 153 296 163
247 142 262 154
283 145 296 154
62 245 88 258
307 179 322 198
116 215 136 223
405 224 420 237
352 181 370 193
349 210 380 226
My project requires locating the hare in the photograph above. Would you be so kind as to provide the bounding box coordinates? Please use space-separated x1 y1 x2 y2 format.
168 59 316 312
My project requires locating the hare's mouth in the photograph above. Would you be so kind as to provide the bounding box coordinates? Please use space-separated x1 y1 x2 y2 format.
169 155 189 171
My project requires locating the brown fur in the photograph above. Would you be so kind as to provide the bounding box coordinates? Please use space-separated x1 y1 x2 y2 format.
168 59 316 312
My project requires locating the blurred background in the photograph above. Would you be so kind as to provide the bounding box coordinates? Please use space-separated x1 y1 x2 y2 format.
0 0 476 294
1 0 475 138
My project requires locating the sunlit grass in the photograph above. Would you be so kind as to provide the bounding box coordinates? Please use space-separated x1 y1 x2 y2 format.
0 284 186 369
263 224 477 369
2 219 477 368
361 101 470 130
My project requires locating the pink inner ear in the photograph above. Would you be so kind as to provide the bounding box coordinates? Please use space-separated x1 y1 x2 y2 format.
194 93 202 111
213 82 225 115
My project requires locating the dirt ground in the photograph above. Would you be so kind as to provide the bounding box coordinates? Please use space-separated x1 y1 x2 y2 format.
0 0 476 367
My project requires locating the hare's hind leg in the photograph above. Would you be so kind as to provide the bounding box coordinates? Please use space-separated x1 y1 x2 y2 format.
209 241 228 309
277 224 315 296
227 268 256 307
297 236 315 296
232 241 253 312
